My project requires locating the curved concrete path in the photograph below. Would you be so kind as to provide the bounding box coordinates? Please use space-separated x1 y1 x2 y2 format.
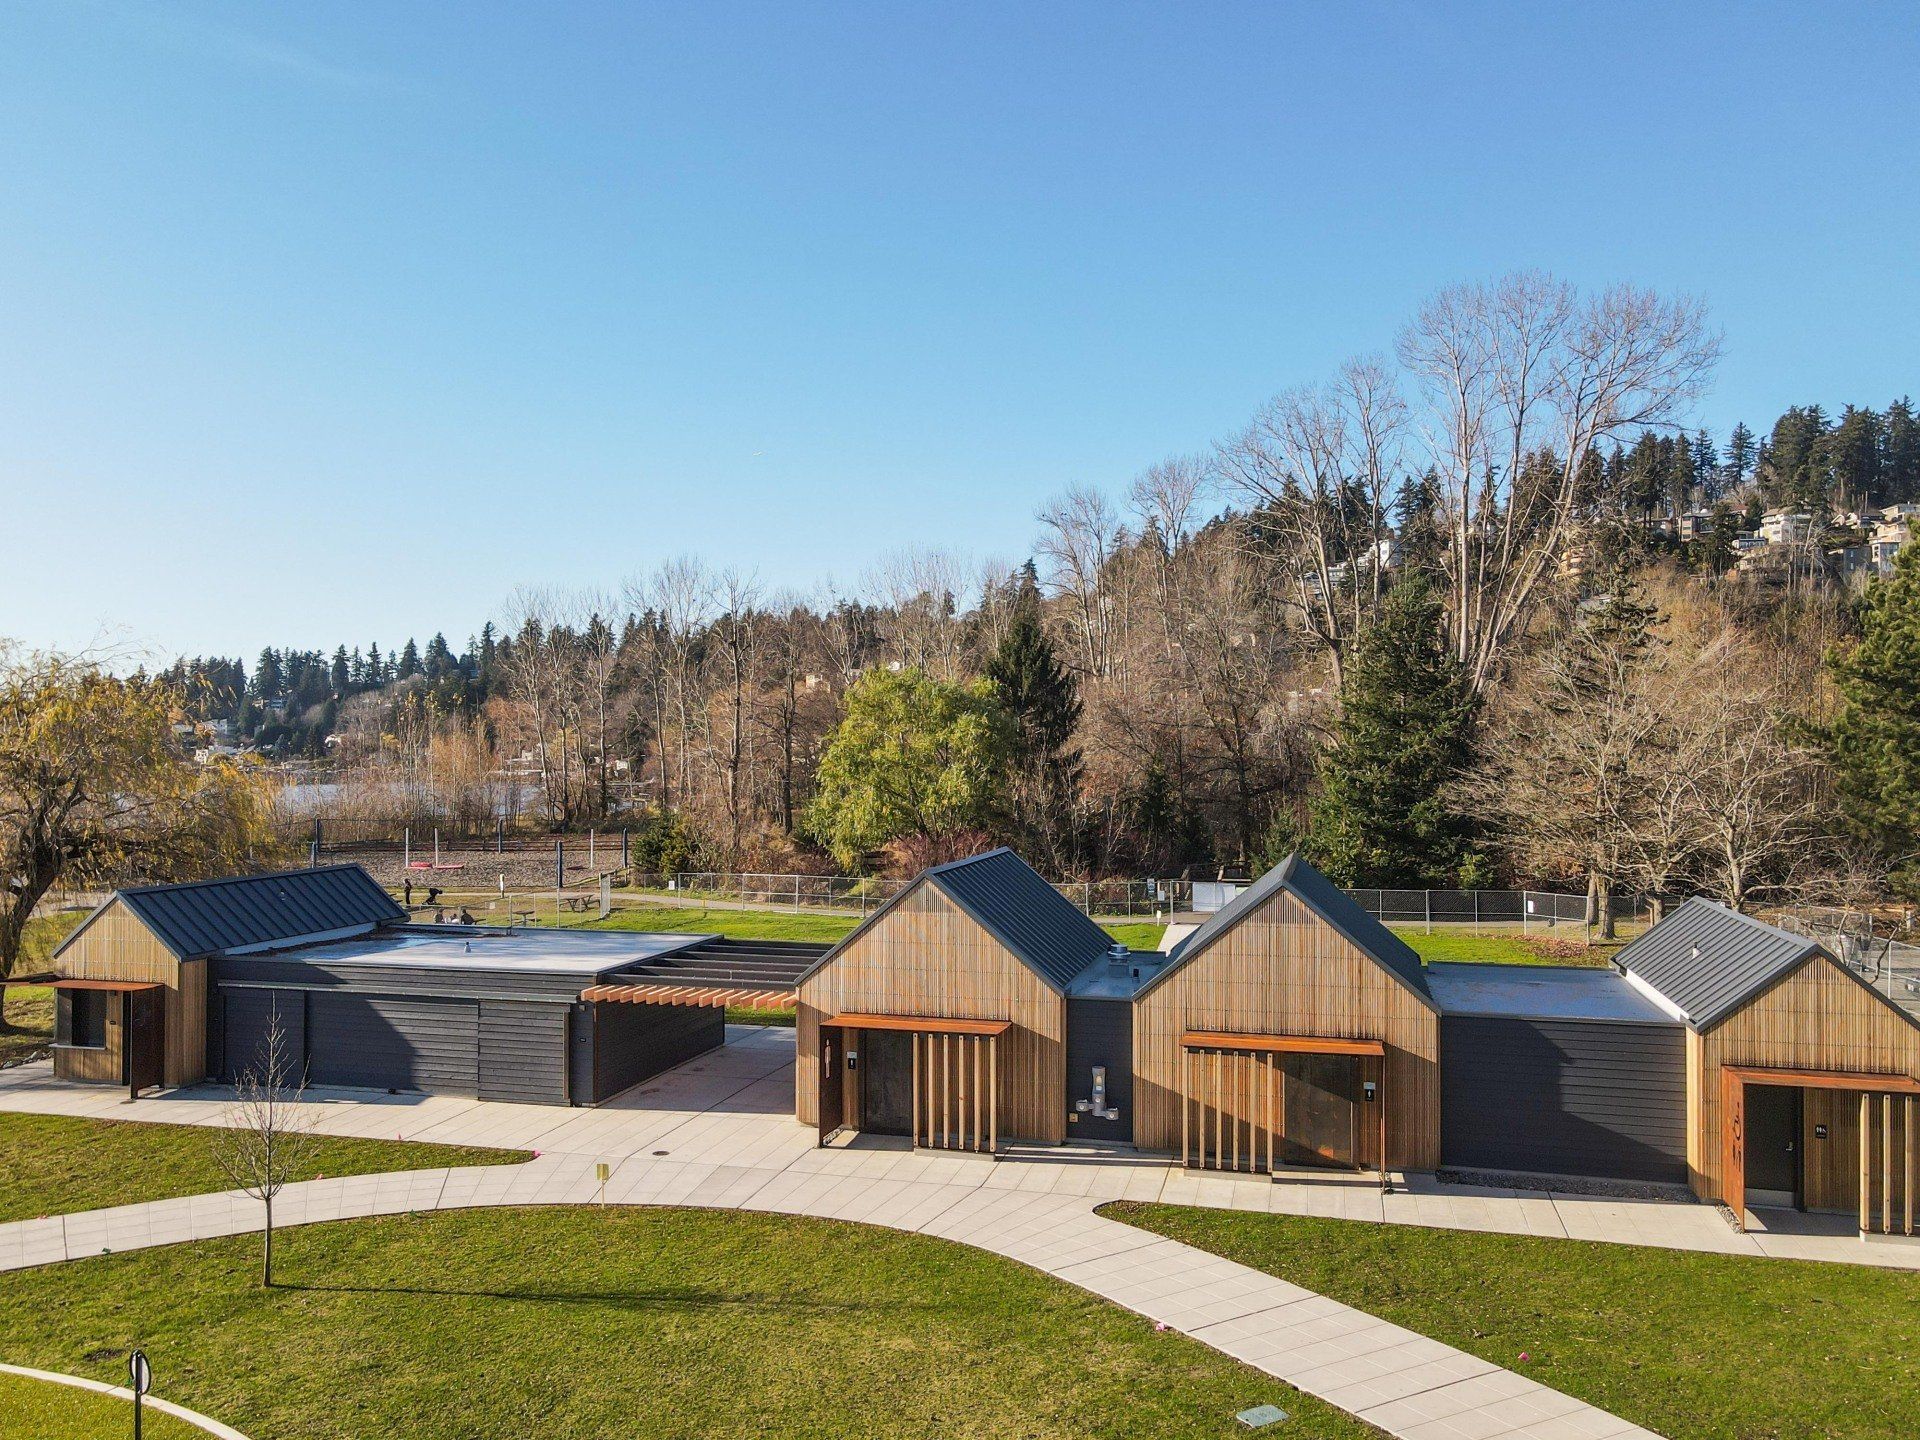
0 1361 251 1438
3 1030 1682 1440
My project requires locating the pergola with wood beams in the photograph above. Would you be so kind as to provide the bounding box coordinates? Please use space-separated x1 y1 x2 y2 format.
582 981 798 1010
820 1013 1011 1155
1179 1032 1390 1191
1720 1065 1920 1236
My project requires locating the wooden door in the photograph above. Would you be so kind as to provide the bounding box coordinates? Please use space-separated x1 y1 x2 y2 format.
1282 1053 1357 1168
817 1025 844 1144
127 989 165 1093
862 1029 915 1135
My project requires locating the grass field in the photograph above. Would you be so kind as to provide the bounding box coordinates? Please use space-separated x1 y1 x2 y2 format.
1 910 88 1068
1386 926 1612 966
0 1207 1377 1440
0 1113 531 1224
0 1370 206 1440
1105 1203 1920 1440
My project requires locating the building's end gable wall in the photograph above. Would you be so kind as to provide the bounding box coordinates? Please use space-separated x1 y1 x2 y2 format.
1687 953 1920 1204
54 898 181 986
1132 886 1441 1168
795 879 1066 1142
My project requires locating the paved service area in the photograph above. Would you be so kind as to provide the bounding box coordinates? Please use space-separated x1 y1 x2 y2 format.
2 1027 1913 1440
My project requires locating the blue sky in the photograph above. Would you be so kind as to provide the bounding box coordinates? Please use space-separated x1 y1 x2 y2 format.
2 2 1915 660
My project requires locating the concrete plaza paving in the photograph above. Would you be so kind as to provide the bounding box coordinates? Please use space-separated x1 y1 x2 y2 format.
3 1026 1905 1438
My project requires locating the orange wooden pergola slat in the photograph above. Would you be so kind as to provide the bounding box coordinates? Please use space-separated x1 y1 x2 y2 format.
582 983 798 1009
822 1013 1011 1036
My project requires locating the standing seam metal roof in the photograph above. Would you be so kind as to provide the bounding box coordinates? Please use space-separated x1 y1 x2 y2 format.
796 848 1115 993
1611 897 1842 1030
922 848 1117 990
1147 853 1434 1007
63 865 405 959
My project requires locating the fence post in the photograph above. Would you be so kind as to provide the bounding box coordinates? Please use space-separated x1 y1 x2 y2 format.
311 819 322 869
403 827 411 871
621 829 629 867
795 875 802 909
1472 888 1480 934
589 829 596 869
1425 890 1432 934
555 839 563 920
496 819 504 854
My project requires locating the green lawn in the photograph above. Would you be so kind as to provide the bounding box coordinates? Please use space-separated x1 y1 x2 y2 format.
0 1370 208 1440
1105 1203 1920 1440
1388 926 1612 967
0 1113 531 1224
0 1207 1380 1440
1 984 53 1068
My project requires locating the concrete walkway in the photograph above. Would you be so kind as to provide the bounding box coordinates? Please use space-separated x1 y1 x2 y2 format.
0 1028 1901 1439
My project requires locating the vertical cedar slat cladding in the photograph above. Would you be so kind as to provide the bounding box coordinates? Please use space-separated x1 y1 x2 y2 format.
53 899 208 1088
1132 888 1440 1170
1686 955 1920 1209
796 880 1067 1144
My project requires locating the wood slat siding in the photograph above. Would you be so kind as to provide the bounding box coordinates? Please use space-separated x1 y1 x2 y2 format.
53 901 207 1086
53 990 123 1083
1689 955 1920 1207
56 900 180 986
796 880 1065 1144
1133 888 1440 1169
477 1000 570 1105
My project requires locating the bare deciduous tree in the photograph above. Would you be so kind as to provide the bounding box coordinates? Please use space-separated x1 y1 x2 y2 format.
212 1010 315 1287
1398 272 1719 694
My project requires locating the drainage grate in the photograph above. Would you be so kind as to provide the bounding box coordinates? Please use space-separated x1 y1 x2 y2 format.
1236 1405 1288 1429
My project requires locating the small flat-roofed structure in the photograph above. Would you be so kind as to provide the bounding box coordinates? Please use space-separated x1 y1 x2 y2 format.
1429 963 1688 1185
52 864 825 1107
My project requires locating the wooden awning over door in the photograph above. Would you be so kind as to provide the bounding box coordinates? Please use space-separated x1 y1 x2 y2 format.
51 979 162 992
1721 1065 1919 1236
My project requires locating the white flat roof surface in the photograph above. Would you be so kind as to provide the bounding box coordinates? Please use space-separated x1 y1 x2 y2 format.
271 926 716 977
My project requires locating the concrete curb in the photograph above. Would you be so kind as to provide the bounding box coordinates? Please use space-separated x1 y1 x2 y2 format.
0 1360 253 1438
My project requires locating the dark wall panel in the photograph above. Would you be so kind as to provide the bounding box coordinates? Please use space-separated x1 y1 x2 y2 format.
217 987 307 1084
589 1002 723 1103
478 1000 570 1105
1066 998 1133 1143
307 993 479 1094
1441 1016 1687 1183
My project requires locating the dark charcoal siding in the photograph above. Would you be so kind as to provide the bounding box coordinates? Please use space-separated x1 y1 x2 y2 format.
218 988 307 1083
587 1002 724 1103
478 1001 570 1105
306 993 479 1094
1441 1016 1687 1183
1065 997 1133 1143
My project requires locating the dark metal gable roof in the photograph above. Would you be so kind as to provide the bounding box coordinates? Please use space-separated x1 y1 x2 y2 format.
924 848 1115 991
62 865 404 960
1146 853 1435 1008
1612 897 1837 1030
796 848 1112 994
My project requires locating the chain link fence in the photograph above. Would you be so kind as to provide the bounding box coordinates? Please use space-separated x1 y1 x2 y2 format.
1774 906 1920 1021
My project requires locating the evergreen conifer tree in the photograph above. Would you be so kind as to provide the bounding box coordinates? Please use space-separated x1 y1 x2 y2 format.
986 579 1082 867
1816 543 1920 898
1304 578 1476 885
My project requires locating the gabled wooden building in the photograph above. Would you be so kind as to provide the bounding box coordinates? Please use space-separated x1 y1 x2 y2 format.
1131 855 1442 1176
795 849 1115 1150
1613 900 1920 1235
